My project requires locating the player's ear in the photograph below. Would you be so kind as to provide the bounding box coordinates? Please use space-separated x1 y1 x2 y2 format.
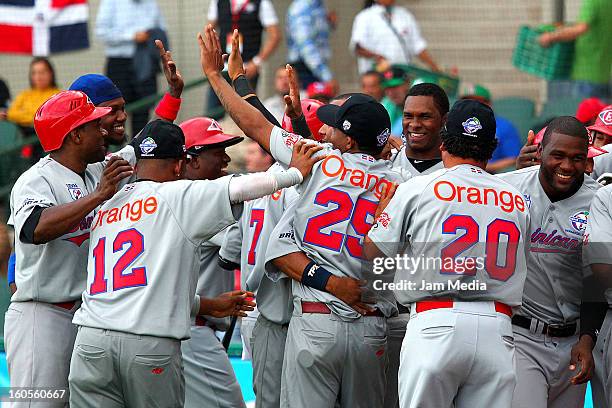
536 143 543 160
439 142 447 152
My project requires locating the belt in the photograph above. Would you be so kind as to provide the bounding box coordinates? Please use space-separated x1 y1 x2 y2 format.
415 299 513 318
512 314 577 338
301 301 384 317
195 316 218 331
52 301 77 310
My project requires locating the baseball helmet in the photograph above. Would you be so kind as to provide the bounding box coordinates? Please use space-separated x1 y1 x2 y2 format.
34 90 111 152
534 126 607 159
281 99 325 141
587 105 612 137
180 117 243 154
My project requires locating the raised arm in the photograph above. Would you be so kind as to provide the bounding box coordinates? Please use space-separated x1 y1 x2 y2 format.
198 25 273 152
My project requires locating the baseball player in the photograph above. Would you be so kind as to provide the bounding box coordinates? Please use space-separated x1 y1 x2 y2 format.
220 95 323 408
384 81 449 408
389 82 448 176
589 106 612 179
365 99 530 408
200 25 411 407
582 186 612 408
178 117 247 408
5 90 133 407
68 119 321 407
499 116 598 408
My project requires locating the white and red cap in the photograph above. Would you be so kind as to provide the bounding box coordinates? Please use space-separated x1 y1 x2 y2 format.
587 105 612 137
180 117 243 154
534 126 607 159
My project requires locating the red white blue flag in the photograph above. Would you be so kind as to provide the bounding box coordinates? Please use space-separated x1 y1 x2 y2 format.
0 0 89 56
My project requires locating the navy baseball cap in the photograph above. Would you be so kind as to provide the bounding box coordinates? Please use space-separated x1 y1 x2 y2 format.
445 99 496 141
133 120 186 160
69 74 123 106
316 94 391 150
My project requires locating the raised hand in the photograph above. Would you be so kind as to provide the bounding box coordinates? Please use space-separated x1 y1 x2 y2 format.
515 130 540 169
283 64 303 120
198 24 225 77
155 39 184 98
227 29 246 81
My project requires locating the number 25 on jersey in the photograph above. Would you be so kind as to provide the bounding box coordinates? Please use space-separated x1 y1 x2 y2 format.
90 228 147 295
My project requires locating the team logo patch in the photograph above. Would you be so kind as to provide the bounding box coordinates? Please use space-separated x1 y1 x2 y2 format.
462 117 482 136
139 137 157 156
523 194 532 209
599 109 612 126
342 120 351 131
151 367 164 375
282 131 300 148
376 212 391 229
66 183 84 201
569 210 589 233
207 120 223 132
377 128 390 147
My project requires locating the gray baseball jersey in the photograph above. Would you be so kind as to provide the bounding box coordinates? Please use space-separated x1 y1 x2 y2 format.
9 157 103 302
582 184 612 306
220 162 298 325
368 164 530 307
500 166 599 322
73 177 237 340
390 145 444 175
267 126 409 319
591 144 612 180
196 230 233 330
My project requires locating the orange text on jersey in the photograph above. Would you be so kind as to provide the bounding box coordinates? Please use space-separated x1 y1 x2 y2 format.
92 197 158 230
433 180 526 213
320 154 394 199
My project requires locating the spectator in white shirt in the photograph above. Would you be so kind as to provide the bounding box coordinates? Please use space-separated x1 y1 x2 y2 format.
350 0 440 75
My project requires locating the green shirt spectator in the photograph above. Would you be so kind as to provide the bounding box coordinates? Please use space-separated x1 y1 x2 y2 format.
539 0 611 99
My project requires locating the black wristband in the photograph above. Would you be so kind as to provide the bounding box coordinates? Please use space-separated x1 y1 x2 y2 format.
218 255 240 271
301 261 333 292
233 75 253 98
291 114 312 138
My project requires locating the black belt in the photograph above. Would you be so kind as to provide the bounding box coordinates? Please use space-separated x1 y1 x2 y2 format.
512 315 577 338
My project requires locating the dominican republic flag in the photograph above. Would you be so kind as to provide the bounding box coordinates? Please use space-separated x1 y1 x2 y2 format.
0 0 89 56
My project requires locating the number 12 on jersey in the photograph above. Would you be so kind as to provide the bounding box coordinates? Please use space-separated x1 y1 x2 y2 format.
90 228 147 295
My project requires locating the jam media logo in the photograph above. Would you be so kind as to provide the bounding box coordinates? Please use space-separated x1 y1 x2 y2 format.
66 183 84 201
569 211 589 233
462 117 482 136
139 137 157 156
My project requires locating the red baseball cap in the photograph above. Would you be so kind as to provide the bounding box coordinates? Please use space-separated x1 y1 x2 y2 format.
575 97 606 124
307 81 334 99
587 106 612 137
179 117 243 153
534 126 607 159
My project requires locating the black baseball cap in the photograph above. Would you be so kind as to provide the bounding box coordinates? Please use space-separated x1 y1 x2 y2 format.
133 120 186 159
445 99 496 141
316 94 391 151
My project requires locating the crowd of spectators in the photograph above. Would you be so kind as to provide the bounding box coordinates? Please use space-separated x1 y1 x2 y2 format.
0 0 610 175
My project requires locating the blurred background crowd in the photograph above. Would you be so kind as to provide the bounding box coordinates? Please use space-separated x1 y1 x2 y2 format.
0 0 610 351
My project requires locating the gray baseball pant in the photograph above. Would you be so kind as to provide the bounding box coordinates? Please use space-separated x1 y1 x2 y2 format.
280 307 387 408
250 314 288 408
511 325 586 408
182 325 246 408
69 326 184 408
590 309 611 408
398 301 516 408
4 301 78 408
